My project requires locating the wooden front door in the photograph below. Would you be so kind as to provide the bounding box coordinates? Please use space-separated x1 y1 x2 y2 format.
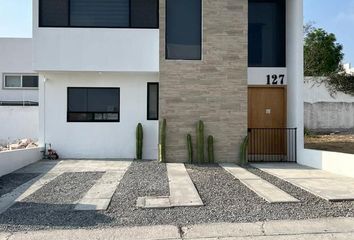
248 87 287 157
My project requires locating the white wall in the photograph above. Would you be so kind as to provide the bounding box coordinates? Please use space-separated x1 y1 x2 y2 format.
248 68 287 85
0 147 42 177
299 149 354 178
0 106 39 145
39 72 159 159
32 0 159 72
0 38 38 102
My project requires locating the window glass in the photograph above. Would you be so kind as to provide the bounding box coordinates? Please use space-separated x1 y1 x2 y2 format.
22 76 39 88
248 0 286 67
4 76 22 88
67 88 120 122
39 0 69 27
166 0 201 60
70 0 130 27
147 83 159 120
130 0 158 28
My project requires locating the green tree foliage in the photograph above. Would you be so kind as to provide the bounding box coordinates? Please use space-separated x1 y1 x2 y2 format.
304 27 344 76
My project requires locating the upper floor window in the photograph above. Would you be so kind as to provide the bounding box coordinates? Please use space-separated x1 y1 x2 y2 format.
166 0 202 60
39 0 158 28
3 74 39 89
248 0 286 67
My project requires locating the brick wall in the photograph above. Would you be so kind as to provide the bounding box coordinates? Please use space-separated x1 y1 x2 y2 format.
159 0 248 163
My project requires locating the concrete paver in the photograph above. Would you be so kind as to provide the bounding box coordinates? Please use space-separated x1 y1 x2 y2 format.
0 172 62 214
137 163 203 208
252 163 354 201
75 169 130 211
220 163 299 203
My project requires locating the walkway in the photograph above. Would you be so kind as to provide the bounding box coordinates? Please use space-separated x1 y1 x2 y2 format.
252 163 354 201
1 217 354 240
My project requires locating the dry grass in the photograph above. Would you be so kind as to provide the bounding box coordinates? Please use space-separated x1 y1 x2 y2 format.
305 134 354 154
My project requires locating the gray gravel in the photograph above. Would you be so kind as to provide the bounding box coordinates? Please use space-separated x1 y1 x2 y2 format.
0 173 39 197
0 161 354 233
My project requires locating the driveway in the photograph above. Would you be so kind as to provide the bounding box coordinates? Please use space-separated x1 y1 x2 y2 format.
0 160 354 233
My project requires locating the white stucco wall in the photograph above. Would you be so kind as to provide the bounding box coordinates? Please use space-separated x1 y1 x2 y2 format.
32 0 159 72
39 72 159 159
0 106 39 145
0 38 38 102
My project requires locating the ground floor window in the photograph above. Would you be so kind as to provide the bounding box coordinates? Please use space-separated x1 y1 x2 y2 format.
147 83 159 120
67 87 120 122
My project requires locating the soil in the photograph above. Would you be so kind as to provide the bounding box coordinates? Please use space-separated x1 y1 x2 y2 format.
305 134 354 154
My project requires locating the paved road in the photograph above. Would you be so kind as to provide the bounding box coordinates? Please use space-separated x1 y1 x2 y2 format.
1 217 354 240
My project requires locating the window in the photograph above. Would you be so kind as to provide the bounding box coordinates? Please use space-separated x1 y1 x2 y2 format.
166 0 202 60
147 83 159 120
3 74 39 89
67 88 120 122
39 0 158 28
248 0 286 67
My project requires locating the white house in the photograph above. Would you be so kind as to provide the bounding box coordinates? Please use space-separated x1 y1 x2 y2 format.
32 0 304 163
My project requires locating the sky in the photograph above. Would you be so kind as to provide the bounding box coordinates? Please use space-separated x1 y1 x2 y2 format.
0 0 353 64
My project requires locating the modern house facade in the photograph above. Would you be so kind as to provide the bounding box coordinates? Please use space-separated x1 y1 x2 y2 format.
33 0 304 162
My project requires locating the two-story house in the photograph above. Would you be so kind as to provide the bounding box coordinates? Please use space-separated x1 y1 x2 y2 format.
33 0 304 163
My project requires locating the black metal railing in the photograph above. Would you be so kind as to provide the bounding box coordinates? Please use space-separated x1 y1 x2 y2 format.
247 128 297 163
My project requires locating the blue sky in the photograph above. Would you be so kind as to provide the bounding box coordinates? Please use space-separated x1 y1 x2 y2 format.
0 0 353 63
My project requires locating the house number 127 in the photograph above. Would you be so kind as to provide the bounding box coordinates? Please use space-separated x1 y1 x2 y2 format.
267 74 285 85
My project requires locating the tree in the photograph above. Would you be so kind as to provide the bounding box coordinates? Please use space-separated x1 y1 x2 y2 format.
304 27 344 76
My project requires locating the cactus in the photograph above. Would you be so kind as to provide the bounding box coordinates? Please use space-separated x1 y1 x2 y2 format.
196 120 204 163
240 135 249 165
207 135 214 163
187 134 193 163
136 123 143 160
159 119 167 163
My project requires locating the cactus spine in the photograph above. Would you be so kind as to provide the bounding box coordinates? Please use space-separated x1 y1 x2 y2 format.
159 119 167 163
196 120 205 163
208 135 214 163
136 123 143 160
187 134 193 163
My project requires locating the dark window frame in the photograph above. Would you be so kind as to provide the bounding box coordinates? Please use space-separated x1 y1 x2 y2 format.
165 0 202 60
67 87 120 123
39 0 159 29
248 0 286 68
147 82 159 120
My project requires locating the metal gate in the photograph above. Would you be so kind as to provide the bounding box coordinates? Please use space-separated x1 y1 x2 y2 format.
247 128 297 162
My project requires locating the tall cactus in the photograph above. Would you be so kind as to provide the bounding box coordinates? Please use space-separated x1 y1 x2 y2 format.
208 135 214 163
136 123 143 160
196 120 204 163
159 119 167 163
187 134 193 163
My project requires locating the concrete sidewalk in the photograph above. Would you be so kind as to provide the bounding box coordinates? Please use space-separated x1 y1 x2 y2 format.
2 217 354 240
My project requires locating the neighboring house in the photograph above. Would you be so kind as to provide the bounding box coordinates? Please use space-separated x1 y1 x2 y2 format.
0 38 39 145
304 77 354 130
343 63 354 75
32 0 304 162
0 38 38 105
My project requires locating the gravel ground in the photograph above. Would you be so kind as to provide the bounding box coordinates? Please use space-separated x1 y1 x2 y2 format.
0 173 40 197
0 161 354 233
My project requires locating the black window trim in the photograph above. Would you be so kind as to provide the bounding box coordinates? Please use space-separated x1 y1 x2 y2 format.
147 82 159 120
165 0 202 61
39 0 159 29
67 87 120 123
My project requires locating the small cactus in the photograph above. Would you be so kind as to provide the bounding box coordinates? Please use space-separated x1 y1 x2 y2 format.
136 123 143 160
196 120 204 163
159 119 167 163
208 135 214 163
187 134 193 163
